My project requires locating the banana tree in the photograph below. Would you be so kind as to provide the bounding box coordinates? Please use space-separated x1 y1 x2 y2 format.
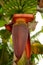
0 0 37 65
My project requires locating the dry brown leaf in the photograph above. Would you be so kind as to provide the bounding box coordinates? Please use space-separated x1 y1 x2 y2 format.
28 21 37 31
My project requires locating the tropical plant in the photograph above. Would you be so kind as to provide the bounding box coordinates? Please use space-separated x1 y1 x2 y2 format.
0 0 37 16
1 0 43 65
0 29 13 65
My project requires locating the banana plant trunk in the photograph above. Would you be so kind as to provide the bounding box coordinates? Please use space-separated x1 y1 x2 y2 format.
5 14 34 65
38 0 43 8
